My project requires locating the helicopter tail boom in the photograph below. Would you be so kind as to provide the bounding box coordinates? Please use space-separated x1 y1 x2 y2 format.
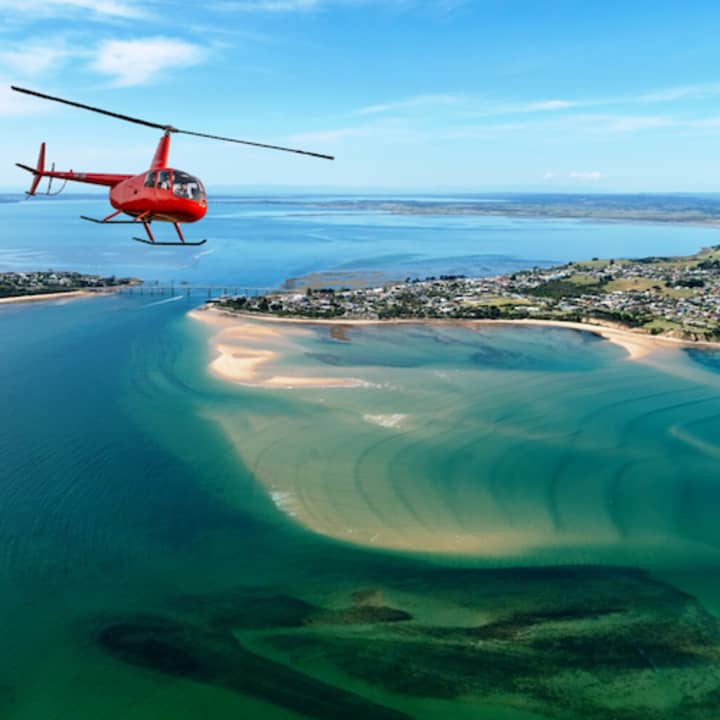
16 142 132 194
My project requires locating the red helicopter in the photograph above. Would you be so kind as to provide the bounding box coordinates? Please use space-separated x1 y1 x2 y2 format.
11 86 334 247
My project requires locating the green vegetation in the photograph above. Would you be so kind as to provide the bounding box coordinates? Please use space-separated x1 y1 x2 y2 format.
217 246 720 343
0 271 136 298
526 277 605 299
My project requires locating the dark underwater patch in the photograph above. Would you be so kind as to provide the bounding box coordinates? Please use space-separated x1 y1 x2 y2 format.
96 612 410 720
169 588 413 630
304 351 423 368
94 565 720 720
684 347 720 373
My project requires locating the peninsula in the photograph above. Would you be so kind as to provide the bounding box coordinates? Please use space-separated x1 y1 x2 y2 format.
214 247 720 343
0 270 138 303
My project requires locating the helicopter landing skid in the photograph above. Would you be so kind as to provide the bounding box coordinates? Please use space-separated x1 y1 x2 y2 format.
133 220 206 247
81 215 139 224
133 237 207 246
81 213 206 246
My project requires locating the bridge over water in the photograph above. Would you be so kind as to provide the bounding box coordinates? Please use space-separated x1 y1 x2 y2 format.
118 283 276 298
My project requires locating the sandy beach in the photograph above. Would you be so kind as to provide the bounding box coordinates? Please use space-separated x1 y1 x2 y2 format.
0 290 95 305
194 304 720 362
189 308 365 388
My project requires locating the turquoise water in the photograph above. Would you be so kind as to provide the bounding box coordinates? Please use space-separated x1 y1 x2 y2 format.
191 318 720 566
2 196 720 719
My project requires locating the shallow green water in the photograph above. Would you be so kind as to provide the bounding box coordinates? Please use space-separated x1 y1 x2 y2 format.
2 295 720 719
195 319 720 567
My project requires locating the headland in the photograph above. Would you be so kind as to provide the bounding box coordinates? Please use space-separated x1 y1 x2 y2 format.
0 270 139 304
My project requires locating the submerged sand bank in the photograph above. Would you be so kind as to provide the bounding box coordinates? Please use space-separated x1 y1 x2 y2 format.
196 304 720 361
195 304 720 560
189 308 365 388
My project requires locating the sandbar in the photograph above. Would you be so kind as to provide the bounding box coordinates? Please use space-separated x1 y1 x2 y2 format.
0 290 94 305
198 304 720 559
189 308 364 388
195 304 720 362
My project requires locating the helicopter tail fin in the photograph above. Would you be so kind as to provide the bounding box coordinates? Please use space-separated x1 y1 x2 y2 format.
16 142 46 195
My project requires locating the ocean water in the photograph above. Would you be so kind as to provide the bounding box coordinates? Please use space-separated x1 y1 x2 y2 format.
2 195 720 720
4 193 720 285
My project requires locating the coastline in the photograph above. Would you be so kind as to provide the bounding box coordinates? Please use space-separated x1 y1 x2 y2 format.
195 304 720 362
189 302 720 562
188 308 367 388
0 290 95 305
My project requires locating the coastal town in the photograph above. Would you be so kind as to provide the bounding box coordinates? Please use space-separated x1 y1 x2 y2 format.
0 270 136 299
218 247 720 342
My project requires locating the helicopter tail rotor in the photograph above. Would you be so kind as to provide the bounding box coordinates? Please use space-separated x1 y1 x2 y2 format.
15 142 46 195
16 142 70 196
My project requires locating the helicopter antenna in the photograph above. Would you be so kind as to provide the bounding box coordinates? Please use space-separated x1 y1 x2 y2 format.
10 86 335 161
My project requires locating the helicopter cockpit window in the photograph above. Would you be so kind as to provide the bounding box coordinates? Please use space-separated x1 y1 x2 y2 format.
172 170 205 202
157 170 172 191
144 171 156 188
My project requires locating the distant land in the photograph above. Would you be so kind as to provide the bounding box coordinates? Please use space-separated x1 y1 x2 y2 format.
5 192 720 225
216 246 720 343
0 271 138 302
290 195 720 225
213 193 720 226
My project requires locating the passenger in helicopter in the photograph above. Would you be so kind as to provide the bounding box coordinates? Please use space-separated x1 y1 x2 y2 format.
157 170 171 191
172 170 204 201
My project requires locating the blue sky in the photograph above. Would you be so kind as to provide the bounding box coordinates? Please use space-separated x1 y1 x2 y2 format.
2 0 720 191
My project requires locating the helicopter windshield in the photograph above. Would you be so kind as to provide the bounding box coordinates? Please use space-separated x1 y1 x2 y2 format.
172 170 205 202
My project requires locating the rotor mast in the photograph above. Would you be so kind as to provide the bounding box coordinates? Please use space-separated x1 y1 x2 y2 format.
151 132 172 170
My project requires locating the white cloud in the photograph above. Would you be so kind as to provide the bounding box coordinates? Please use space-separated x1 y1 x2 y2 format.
288 116 430 145
353 94 461 116
0 0 145 20
290 125 380 143
605 115 674 132
543 171 556 179
215 0 319 10
569 171 606 181
350 79 720 127
0 43 76 76
524 82 720 113
0 82 50 115
523 99 577 112
637 82 720 103
91 37 206 87
213 0 464 12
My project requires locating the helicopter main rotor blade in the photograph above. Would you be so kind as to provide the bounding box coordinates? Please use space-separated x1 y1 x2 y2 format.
175 129 334 160
11 86 170 131
11 86 334 160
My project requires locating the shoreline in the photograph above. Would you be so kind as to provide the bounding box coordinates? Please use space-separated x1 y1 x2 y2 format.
196 304 720 361
191 303 720 559
297 209 720 230
188 309 367 388
0 290 96 305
